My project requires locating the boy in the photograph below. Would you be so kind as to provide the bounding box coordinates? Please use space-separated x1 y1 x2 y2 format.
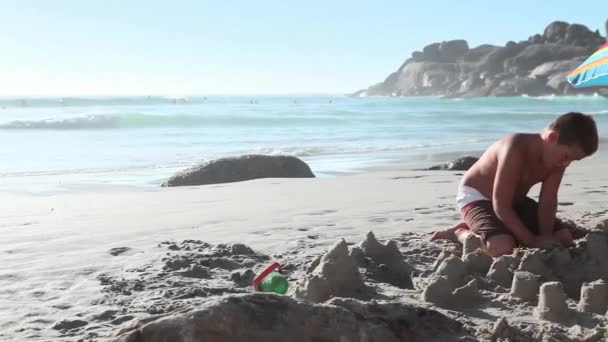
431 112 598 257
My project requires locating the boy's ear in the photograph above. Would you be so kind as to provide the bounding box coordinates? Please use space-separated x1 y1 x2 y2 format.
547 131 559 144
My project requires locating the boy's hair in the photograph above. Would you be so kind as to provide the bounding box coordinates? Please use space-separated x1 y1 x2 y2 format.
548 112 598 156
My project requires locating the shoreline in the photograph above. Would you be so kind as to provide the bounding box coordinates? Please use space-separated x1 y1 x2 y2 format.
0 145 489 195
6 141 607 195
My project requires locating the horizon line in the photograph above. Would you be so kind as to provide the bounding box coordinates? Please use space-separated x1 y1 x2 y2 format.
0 92 351 99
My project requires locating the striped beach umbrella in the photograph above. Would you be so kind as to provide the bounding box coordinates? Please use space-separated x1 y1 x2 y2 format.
567 43 608 87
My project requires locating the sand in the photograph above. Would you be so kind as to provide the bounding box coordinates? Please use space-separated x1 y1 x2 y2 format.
2 156 608 341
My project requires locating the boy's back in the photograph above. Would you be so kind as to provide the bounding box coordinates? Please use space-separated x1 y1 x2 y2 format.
463 133 557 204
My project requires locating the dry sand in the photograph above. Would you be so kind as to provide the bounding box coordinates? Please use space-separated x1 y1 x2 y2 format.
2 156 608 341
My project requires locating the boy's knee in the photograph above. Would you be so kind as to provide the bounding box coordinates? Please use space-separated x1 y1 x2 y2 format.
484 234 516 257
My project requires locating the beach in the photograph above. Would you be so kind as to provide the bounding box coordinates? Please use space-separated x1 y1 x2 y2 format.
2 3 607 340
2 151 608 340
2 95 608 341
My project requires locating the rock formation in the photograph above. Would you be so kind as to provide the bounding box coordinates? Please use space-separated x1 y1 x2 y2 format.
162 155 315 187
355 21 607 98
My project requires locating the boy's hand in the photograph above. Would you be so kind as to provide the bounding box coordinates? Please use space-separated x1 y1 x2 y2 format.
531 235 562 249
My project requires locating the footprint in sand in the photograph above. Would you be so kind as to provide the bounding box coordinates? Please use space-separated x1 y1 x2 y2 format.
414 207 446 215
559 202 574 206
393 218 414 222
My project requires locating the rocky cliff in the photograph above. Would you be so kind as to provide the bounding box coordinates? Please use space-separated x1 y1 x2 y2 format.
355 21 608 98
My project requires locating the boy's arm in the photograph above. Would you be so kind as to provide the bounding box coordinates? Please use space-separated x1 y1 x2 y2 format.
492 138 536 246
538 168 565 236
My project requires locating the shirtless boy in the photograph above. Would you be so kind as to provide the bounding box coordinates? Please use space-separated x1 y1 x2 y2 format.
431 112 598 257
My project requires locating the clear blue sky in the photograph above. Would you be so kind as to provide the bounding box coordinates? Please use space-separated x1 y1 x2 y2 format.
0 0 606 96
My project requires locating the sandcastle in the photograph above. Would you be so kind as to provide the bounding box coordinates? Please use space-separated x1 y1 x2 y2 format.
423 227 608 326
509 271 541 302
423 254 482 305
295 232 414 303
487 255 517 288
295 239 367 303
99 229 608 341
462 234 482 255
534 282 570 322
354 231 414 289
462 250 492 275
578 280 608 315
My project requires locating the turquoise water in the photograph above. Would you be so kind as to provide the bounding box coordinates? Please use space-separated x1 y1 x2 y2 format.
1 95 607 192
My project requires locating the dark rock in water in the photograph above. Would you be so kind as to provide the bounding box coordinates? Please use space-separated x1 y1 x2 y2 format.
161 155 315 187
427 156 478 171
112 293 470 342
354 20 605 98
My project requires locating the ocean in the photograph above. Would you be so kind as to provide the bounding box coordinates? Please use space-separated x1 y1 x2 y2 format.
1 95 607 192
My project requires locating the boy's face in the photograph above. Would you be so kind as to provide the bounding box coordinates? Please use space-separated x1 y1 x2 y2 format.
544 132 587 169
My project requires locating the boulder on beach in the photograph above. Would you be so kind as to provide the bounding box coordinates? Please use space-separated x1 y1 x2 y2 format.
161 155 315 187
427 156 479 171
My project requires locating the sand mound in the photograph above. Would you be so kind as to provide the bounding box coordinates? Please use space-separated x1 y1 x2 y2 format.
95 240 270 319
112 293 470 342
